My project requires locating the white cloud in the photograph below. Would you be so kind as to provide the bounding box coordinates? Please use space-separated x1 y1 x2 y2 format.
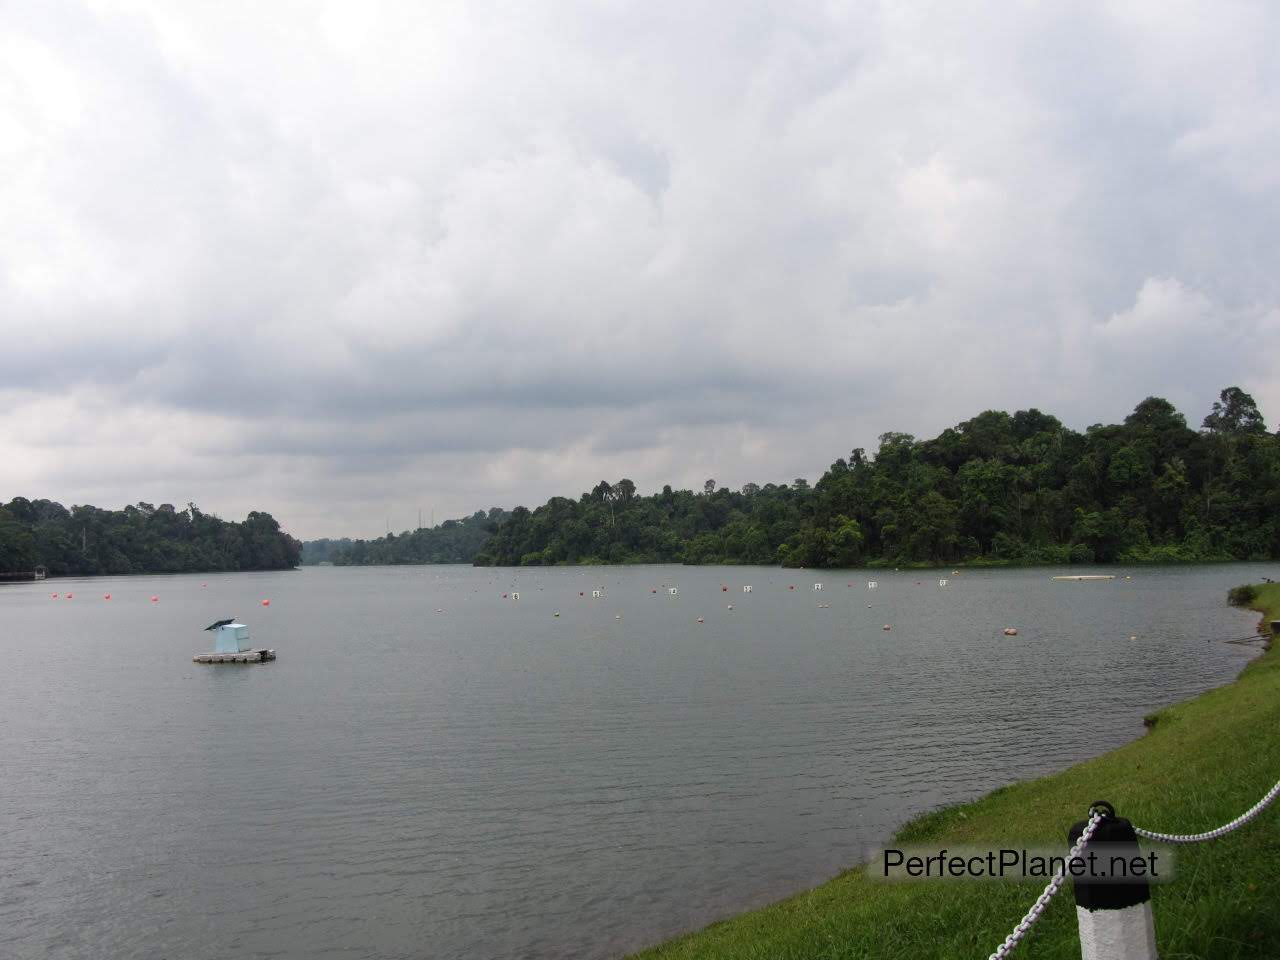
2 1 1278 537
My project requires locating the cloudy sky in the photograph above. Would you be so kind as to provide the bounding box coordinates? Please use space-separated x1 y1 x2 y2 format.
3 1 1278 539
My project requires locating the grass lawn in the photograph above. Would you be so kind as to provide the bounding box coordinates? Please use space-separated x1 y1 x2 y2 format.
631 584 1280 960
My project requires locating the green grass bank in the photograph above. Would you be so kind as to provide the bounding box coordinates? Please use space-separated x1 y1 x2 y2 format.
631 585 1280 960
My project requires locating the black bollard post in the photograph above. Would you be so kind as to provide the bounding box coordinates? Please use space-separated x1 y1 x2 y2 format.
1068 801 1158 960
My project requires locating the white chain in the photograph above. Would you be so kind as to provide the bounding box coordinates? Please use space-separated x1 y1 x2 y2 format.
987 808 1104 960
1133 778 1280 844
985 780 1280 957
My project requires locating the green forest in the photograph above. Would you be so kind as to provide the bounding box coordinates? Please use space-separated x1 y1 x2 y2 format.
474 388 1280 568
0 499 301 576
301 509 508 566
11 388 1276 576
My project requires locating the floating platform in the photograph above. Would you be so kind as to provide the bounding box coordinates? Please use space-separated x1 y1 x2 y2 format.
1051 575 1116 581
193 649 277 664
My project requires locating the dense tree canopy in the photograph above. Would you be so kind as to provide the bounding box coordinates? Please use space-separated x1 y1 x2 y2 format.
305 509 508 565
475 389 1280 567
0 499 301 575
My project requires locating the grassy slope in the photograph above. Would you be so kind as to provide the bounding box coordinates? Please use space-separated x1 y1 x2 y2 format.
633 584 1280 960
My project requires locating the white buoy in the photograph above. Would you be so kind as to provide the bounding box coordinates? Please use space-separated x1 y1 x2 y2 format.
669 587 678 595
592 589 602 598
813 583 823 591
511 592 520 600
938 579 949 587
867 581 878 589
743 585 752 593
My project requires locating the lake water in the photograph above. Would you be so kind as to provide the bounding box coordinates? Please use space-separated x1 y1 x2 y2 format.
0 563 1268 959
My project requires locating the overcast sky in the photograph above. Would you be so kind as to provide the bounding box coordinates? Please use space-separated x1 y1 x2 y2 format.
3 1 1278 539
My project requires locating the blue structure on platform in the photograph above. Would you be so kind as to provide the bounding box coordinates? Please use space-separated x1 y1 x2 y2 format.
204 619 251 654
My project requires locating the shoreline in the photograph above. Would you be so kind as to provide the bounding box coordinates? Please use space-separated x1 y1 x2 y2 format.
0 566 301 583
298 556 1274 570
629 584 1280 959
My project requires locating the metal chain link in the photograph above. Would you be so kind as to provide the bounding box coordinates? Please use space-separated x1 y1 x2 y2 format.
1133 778 1280 844
986 779 1280 957
987 808 1104 960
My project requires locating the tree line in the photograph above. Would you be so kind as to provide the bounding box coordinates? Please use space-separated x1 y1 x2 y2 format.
473 387 1280 568
0 499 301 576
302 509 509 565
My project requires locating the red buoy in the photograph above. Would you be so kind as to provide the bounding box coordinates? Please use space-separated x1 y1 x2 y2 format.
51 593 58 599
261 599 270 606
789 585 795 590
65 593 73 599
103 594 111 600
151 596 159 602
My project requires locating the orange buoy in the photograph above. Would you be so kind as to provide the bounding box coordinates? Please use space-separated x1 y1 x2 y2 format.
789 585 795 590
721 586 727 591
1003 627 1018 636
201 582 208 587
651 588 657 593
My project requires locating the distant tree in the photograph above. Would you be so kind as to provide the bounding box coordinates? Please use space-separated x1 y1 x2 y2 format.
615 479 637 503
334 509 510 566
1202 386 1267 435
0 507 36 572
0 499 300 575
468 393 1279 569
1125 396 1187 432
